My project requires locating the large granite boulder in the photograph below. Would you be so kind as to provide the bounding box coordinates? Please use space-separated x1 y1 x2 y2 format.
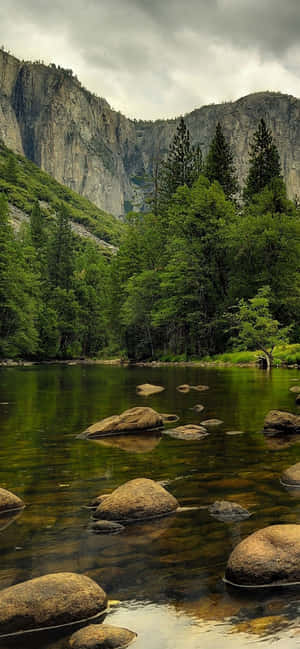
69 624 137 649
93 478 178 523
163 425 208 440
136 383 165 396
0 573 107 637
0 487 24 514
225 525 300 587
281 463 300 487
263 410 300 434
209 500 250 521
83 407 163 438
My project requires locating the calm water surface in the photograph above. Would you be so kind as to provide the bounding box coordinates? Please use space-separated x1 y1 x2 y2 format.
1 365 300 649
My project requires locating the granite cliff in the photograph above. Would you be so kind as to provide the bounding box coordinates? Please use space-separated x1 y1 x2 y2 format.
0 49 299 216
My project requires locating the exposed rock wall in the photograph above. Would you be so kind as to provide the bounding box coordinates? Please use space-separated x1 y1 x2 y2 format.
0 49 300 215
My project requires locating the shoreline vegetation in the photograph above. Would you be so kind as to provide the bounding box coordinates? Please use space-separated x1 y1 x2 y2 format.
1 344 300 368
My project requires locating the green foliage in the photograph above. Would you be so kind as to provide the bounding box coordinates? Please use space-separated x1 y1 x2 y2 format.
230 286 291 367
244 118 281 202
204 122 238 199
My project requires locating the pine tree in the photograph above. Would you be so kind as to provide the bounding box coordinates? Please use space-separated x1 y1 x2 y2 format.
30 201 45 250
49 204 74 290
158 117 200 214
244 118 281 202
204 122 238 200
3 154 18 184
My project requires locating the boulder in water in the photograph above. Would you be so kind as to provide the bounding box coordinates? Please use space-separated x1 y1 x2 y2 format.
136 383 165 396
69 624 137 649
289 386 300 394
225 525 300 587
263 410 300 435
163 425 208 440
93 478 178 523
281 462 300 487
0 487 24 514
0 573 107 637
83 407 163 438
201 419 223 426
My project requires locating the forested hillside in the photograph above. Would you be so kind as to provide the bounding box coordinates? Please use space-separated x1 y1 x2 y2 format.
1 118 299 365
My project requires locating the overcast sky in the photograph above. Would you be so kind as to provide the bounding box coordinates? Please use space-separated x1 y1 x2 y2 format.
1 0 300 119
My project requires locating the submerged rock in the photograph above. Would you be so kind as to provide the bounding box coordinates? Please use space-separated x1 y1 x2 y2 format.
177 384 209 393
225 524 300 587
201 419 223 426
0 487 24 514
190 404 205 413
83 407 163 438
281 462 300 487
263 410 300 435
136 383 165 396
209 500 251 521
90 520 125 534
163 425 208 440
69 624 137 649
93 478 178 523
0 573 107 637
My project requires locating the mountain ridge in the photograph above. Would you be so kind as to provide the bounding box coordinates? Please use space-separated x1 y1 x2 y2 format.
1 48 300 214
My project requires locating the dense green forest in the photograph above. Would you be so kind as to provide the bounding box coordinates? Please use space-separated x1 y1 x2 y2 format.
0 119 299 363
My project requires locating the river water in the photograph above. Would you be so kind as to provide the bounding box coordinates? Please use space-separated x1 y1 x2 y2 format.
0 364 300 648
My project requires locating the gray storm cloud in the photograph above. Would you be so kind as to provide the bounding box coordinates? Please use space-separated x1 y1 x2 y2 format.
1 0 300 118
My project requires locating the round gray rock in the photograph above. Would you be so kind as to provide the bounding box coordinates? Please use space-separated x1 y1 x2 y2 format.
69 624 137 649
93 478 178 523
0 573 107 637
225 524 300 587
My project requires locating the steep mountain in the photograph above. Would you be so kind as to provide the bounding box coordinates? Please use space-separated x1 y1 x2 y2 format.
0 48 300 215
0 141 121 251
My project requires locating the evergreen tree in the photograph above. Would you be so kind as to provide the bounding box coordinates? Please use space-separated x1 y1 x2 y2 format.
204 122 238 200
49 204 74 290
244 118 281 202
30 201 45 250
3 154 18 184
157 117 200 214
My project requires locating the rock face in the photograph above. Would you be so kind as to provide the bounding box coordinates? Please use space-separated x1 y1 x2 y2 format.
163 425 208 440
93 478 178 522
209 500 250 521
0 487 24 514
83 407 163 438
0 573 107 637
136 383 165 396
1 49 300 215
281 463 300 487
225 525 300 587
263 410 300 434
69 624 137 649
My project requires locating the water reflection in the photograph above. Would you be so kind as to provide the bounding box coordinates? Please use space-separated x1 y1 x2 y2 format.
1 365 300 648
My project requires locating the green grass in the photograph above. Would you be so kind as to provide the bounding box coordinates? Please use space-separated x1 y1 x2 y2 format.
200 345 300 366
0 143 122 245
